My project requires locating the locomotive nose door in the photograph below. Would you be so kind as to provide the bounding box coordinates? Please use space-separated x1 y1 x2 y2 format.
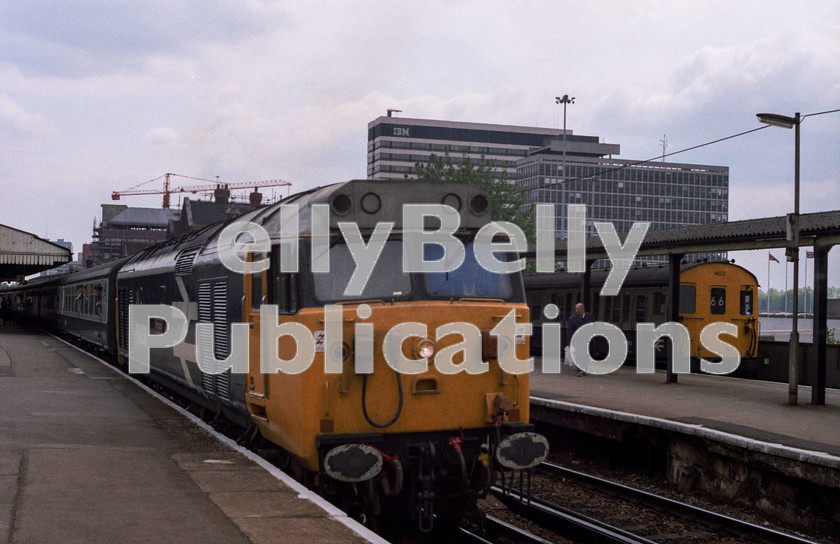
245 251 268 419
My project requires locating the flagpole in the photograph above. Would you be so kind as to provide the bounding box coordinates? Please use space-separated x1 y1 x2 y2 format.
785 261 788 315
767 255 771 314
804 250 808 314
785 261 789 314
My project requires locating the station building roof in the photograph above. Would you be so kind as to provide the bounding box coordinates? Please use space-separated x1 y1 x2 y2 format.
528 210 840 261
0 224 72 281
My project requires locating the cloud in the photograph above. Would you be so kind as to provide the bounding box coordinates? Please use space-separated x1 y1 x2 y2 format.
0 1 285 77
143 127 179 144
0 92 54 137
1 0 838 287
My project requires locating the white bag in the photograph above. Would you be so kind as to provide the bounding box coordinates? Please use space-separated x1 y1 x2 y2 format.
564 346 575 367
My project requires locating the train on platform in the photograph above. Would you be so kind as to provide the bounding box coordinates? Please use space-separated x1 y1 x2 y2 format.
524 261 760 363
2 180 548 533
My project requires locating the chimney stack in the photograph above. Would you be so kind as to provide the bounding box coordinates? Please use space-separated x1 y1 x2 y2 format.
214 184 230 204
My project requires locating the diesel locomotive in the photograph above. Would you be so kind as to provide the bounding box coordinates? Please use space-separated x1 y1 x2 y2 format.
6 179 549 532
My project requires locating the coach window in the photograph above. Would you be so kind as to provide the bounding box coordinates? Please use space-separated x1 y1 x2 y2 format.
621 293 631 323
740 287 753 315
635 295 647 323
602 297 612 321
95 284 104 316
653 291 666 315
679 285 696 314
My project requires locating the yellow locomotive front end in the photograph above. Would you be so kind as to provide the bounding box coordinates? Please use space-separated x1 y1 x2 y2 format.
241 180 547 531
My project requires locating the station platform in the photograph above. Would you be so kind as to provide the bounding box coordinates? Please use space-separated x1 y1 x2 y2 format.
0 326 383 544
529 359 840 462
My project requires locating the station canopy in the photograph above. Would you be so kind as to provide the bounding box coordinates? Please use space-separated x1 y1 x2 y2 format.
0 224 72 281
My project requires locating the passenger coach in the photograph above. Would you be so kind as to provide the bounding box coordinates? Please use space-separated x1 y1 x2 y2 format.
525 261 760 362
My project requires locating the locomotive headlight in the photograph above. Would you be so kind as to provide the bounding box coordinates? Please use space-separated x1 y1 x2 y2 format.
416 339 435 359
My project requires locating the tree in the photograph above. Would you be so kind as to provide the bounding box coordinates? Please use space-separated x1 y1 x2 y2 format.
414 152 535 241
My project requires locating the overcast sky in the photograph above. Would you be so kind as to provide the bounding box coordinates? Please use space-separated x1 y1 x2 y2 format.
2 1 839 291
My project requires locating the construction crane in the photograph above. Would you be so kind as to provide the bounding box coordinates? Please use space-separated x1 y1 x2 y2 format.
111 173 292 208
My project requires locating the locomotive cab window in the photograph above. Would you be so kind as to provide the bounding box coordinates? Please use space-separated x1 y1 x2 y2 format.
740 287 753 316
424 241 514 299
314 240 411 302
710 287 726 315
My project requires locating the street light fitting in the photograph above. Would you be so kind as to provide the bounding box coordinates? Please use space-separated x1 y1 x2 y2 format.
756 112 797 129
555 95 575 105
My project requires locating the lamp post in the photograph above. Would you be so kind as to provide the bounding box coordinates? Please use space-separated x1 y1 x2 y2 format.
556 94 575 239
757 111 800 405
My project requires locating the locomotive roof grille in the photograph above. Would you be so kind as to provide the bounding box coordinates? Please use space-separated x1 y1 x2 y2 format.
174 247 200 275
120 180 495 276
256 179 493 237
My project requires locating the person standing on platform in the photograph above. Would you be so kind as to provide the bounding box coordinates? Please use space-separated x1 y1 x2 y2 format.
566 302 595 376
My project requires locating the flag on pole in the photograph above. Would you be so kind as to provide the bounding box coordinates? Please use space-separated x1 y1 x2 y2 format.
807 251 814 258
769 253 779 263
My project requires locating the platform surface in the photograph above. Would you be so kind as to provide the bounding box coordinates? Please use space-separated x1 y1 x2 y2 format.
530 358 840 460
0 326 382 544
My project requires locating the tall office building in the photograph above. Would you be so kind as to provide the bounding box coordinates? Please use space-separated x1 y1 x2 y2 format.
366 115 728 261
517 138 729 235
368 115 589 180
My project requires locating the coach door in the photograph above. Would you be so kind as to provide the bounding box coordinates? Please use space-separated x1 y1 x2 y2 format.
732 285 757 357
679 282 703 358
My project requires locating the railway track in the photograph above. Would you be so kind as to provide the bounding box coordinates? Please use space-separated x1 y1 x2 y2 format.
490 483 657 544
539 461 823 543
482 461 823 544
457 514 557 544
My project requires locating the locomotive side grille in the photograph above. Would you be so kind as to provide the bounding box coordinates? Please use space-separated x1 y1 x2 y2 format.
198 281 214 394
175 247 200 276
213 280 229 360
198 282 213 321
197 280 231 399
213 280 230 399
117 288 133 351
